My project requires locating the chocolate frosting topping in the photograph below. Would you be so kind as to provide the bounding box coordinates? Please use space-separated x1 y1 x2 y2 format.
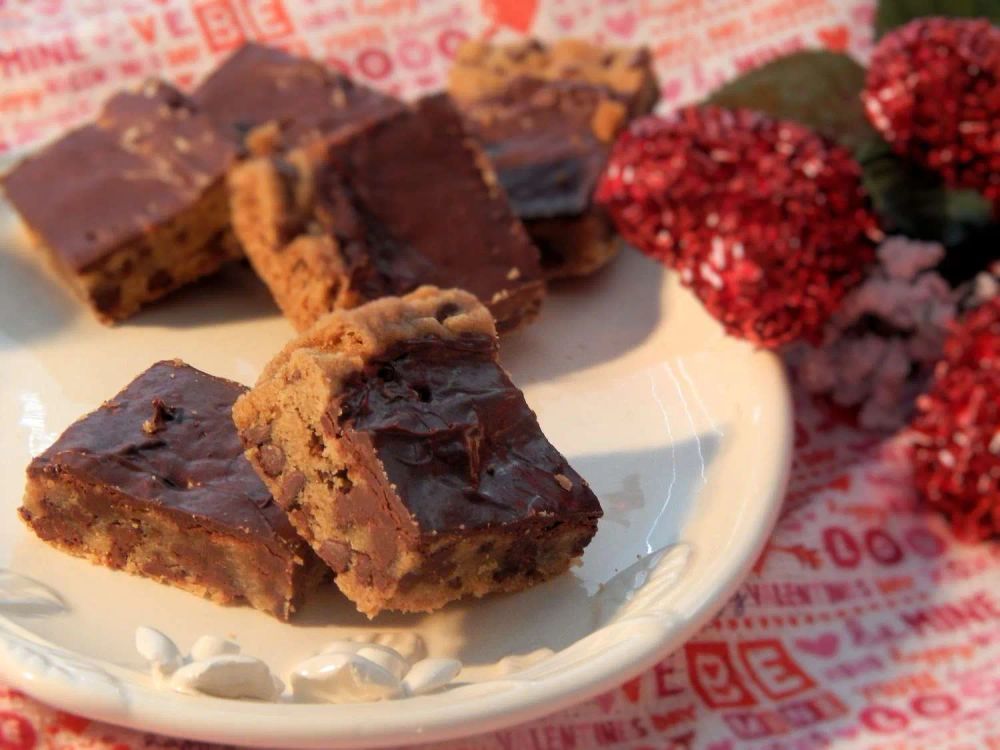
28 360 304 554
339 334 602 533
309 93 543 314
2 81 235 272
467 78 616 220
193 43 402 145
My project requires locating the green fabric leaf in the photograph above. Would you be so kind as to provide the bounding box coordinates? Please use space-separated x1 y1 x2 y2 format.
876 0 1000 38
703 48 996 247
856 137 993 241
706 51 876 152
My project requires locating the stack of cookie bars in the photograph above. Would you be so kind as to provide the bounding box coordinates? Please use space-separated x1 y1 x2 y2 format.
5 40 659 619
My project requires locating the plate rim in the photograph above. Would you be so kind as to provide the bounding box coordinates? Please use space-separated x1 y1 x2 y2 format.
0 349 792 749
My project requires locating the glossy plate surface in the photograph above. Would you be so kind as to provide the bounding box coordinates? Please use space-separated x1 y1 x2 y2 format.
0 202 792 748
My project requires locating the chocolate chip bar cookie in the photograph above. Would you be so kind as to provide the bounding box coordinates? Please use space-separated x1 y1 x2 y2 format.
233 287 602 618
449 39 660 279
228 93 544 333
20 360 325 620
2 81 239 322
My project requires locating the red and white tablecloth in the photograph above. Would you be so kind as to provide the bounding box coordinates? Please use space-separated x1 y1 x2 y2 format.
1 2 998 748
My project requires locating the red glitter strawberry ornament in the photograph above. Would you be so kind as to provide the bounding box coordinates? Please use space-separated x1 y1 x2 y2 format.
596 106 882 348
863 17 1000 205
910 295 1000 541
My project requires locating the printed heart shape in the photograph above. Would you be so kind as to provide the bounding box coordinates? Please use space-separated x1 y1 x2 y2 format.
817 25 849 51
483 0 539 33
660 78 683 102
606 11 637 38
826 474 851 492
555 13 575 31
621 675 642 703
593 691 616 714
795 632 840 658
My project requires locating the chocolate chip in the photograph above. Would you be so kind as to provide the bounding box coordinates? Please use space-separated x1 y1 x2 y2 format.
141 398 179 434
319 540 352 573
434 302 460 322
320 412 336 437
244 422 271 446
279 471 306 505
92 284 121 314
147 268 174 292
258 443 286 477
352 553 375 586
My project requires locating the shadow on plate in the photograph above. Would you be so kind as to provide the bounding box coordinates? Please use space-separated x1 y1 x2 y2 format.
127 261 280 329
290 435 720 667
501 249 666 385
0 210 278 345
0 243 80 349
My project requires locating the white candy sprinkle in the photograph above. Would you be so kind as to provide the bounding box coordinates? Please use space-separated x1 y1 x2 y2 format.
989 431 1000 455
135 627 183 678
709 237 726 269
190 635 240 662
700 262 724 290
402 658 462 697
347 632 428 663
291 652 400 703
355 646 409 680
169 655 281 700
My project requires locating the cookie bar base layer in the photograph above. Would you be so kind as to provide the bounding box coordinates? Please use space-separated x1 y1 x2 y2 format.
233 287 601 618
528 212 622 279
227 94 546 335
19 477 324 620
23 183 238 323
449 38 660 117
226 152 360 331
338 522 597 617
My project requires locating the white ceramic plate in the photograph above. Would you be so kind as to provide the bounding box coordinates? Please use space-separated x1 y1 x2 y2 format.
0 201 792 748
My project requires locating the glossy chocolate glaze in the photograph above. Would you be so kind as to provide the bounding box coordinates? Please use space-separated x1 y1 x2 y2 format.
193 43 402 145
27 360 305 557
338 334 603 533
466 78 615 220
308 93 544 326
2 81 235 272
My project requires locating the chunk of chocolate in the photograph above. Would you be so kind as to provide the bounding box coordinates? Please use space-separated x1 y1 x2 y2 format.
1 81 240 322
228 93 545 333
19 360 325 620
232 287 602 618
